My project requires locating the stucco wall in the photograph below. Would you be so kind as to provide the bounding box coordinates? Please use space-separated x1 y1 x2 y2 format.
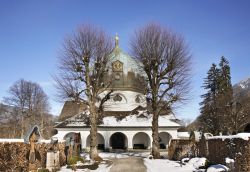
55 127 178 150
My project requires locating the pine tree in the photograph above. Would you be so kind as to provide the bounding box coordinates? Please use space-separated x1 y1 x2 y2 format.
217 56 233 134
199 56 233 135
199 63 221 134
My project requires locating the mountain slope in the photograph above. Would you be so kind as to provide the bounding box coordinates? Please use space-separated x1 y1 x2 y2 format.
233 78 250 97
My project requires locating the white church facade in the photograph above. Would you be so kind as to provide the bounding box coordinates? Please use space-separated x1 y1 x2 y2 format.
53 36 181 151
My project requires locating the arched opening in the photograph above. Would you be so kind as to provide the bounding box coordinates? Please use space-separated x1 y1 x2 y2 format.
244 124 250 132
63 132 81 143
110 132 127 149
132 132 150 149
86 133 105 150
159 132 172 149
63 132 81 159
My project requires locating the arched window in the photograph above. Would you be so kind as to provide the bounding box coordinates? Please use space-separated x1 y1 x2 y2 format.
135 95 146 103
132 132 150 149
113 94 122 102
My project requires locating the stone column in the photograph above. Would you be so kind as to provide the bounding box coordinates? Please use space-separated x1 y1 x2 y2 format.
104 133 110 150
127 133 133 150
80 132 86 149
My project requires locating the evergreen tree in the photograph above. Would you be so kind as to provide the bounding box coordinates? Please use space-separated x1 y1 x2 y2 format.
199 63 221 134
217 56 233 134
199 56 233 135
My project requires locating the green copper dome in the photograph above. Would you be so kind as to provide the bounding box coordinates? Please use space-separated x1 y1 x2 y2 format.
104 35 147 93
107 35 146 77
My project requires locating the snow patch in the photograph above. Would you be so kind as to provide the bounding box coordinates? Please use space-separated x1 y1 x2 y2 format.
188 157 207 169
0 139 24 143
206 164 229 172
225 157 234 164
178 132 190 139
208 133 250 141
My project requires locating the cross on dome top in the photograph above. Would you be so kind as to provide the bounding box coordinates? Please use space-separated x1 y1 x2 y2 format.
115 33 119 47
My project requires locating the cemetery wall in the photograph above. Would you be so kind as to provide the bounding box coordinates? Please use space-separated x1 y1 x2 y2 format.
169 136 250 172
205 137 250 172
168 139 195 160
0 141 66 172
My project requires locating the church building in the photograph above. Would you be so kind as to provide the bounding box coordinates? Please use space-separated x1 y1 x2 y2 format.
53 35 181 151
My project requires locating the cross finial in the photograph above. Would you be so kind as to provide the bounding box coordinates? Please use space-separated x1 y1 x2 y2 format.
115 33 119 47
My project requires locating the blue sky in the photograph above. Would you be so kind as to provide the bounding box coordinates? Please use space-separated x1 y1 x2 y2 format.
0 0 250 120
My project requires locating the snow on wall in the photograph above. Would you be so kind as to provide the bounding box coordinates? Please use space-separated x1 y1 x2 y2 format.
0 139 55 143
177 132 190 139
0 139 24 143
208 133 250 141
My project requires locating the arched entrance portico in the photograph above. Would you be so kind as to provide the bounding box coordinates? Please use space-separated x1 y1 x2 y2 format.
132 132 150 149
110 132 127 149
159 132 172 149
86 133 105 150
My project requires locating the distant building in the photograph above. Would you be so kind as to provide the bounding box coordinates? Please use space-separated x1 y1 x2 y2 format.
53 35 181 150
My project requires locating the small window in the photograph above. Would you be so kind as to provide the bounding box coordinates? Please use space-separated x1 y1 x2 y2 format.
135 96 141 103
113 94 122 102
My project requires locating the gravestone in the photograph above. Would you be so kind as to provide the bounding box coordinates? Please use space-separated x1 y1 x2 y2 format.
46 151 60 171
24 125 42 172
46 137 60 171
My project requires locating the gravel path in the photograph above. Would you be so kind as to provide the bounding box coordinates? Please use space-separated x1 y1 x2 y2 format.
109 157 147 172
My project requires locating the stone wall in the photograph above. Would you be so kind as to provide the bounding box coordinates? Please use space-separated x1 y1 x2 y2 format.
205 138 250 172
169 136 250 171
168 139 195 160
0 142 66 172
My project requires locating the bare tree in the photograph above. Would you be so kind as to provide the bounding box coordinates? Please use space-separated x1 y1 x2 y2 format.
131 23 191 158
228 95 250 133
54 24 112 160
3 79 49 138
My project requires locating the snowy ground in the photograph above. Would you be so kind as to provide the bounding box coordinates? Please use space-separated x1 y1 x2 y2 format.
59 152 229 172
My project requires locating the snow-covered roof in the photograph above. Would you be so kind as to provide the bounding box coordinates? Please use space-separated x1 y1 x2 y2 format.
55 110 180 128
100 114 179 127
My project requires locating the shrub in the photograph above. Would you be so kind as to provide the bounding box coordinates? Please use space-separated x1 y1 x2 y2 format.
37 168 50 172
94 155 103 162
67 156 85 165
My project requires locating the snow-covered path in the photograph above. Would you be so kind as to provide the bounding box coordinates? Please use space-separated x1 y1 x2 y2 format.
109 157 146 172
59 153 228 172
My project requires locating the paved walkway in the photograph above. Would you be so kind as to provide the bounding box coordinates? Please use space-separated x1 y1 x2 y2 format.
109 157 147 172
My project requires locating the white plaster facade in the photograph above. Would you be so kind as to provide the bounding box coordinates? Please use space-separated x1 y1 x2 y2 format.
54 126 178 150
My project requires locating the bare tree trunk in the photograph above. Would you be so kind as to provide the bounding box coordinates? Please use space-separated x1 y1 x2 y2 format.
21 114 24 138
151 108 160 159
89 103 98 160
40 108 44 136
13 125 16 138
